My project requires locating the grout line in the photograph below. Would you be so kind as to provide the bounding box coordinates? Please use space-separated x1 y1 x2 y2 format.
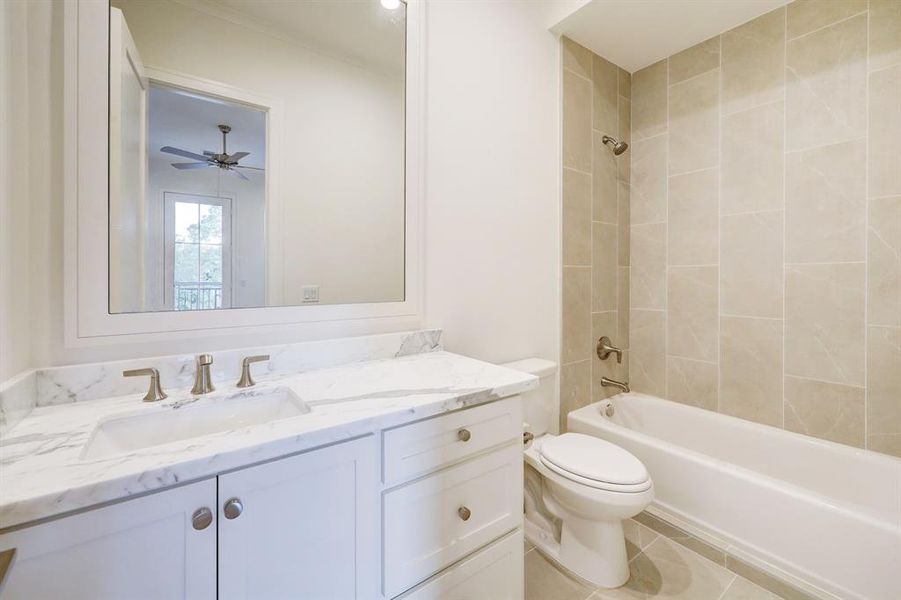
784 373 867 390
784 9 869 43
784 135 867 155
720 313 783 322
668 65 720 89
663 55 671 399
668 164 719 178
562 65 592 84
721 207 785 218
782 4 788 430
720 97 784 119
668 263 719 268
563 165 592 177
717 33 723 413
864 6 870 450
667 354 718 366
784 261 867 266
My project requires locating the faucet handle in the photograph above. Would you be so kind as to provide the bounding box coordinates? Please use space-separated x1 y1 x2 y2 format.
236 355 270 388
123 367 168 402
197 353 213 366
596 336 623 364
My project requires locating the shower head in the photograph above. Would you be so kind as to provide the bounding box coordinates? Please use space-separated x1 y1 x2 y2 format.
602 135 629 156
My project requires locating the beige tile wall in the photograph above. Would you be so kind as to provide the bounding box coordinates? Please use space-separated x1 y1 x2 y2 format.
627 0 901 457
561 38 632 432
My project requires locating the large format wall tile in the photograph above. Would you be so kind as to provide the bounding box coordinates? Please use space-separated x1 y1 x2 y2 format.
618 67 631 100
867 326 901 457
721 101 784 214
631 223 666 309
720 316 784 427
631 309 666 396
786 14 867 151
593 54 619 135
868 65 901 198
869 0 901 72
669 37 720 85
562 266 591 364
592 222 618 312
632 60 667 140
562 168 591 266
784 375 865 447
786 139 866 263
618 180 631 266
592 131 618 224
669 70 719 175
721 211 783 319
630 135 667 224
785 263 865 386
722 8 785 115
667 356 718 411
668 169 719 266
559 360 591 433
787 0 868 40
868 196 901 327
563 69 591 172
668 266 719 362
562 36 592 78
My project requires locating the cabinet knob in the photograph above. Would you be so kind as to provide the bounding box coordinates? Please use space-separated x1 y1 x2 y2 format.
458 506 471 521
223 498 244 520
192 507 213 531
457 428 471 442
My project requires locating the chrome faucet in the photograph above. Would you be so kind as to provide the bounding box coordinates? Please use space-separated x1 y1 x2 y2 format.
600 377 630 394
191 354 215 395
597 336 623 363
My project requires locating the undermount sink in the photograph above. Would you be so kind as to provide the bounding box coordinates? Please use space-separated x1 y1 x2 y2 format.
81 387 311 459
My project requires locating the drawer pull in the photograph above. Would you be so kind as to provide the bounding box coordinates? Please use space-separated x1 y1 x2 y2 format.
192 507 213 530
458 506 471 521
457 428 472 442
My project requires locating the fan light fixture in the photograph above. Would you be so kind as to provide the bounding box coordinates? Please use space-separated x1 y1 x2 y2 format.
160 124 263 181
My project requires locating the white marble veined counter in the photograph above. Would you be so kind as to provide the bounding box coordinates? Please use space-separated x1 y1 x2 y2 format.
0 351 537 530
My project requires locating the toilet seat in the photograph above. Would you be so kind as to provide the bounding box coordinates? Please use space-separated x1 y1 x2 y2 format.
539 433 651 493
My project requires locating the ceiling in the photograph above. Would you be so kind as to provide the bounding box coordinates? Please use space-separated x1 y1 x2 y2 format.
551 0 791 73
182 0 406 77
148 84 266 171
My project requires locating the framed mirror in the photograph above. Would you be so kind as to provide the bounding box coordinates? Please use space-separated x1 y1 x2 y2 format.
65 0 422 344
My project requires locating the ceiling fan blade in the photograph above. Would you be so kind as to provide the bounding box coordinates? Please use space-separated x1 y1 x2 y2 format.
233 165 264 171
229 168 250 181
171 162 212 170
160 146 210 162
226 151 249 163
203 150 216 157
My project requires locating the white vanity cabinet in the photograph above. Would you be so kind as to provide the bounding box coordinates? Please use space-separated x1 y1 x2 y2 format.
0 436 379 600
0 479 217 600
218 435 379 600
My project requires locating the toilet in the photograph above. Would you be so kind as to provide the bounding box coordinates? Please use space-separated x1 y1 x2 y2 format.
503 358 653 588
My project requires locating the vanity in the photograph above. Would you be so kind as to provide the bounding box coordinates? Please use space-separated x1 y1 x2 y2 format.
0 340 536 599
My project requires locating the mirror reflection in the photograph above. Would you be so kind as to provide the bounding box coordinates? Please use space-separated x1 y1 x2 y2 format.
108 0 406 314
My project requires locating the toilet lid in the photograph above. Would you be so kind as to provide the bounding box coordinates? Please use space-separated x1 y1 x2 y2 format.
539 433 649 486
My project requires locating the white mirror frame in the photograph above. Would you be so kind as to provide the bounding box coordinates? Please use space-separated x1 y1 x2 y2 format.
63 0 423 347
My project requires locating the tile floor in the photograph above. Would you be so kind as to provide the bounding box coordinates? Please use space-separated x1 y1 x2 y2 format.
524 520 783 600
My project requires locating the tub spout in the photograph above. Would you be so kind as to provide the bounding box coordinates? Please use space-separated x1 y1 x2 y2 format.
600 377 630 394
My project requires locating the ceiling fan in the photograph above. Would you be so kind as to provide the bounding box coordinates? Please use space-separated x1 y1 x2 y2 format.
160 124 263 181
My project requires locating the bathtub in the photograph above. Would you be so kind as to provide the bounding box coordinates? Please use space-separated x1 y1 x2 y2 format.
568 393 901 600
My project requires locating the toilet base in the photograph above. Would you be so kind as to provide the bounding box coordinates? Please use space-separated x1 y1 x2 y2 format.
558 516 629 588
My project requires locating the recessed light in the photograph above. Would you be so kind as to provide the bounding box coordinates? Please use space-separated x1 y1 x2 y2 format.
380 0 401 10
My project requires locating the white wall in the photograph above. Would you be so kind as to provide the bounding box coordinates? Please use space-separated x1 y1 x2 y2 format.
115 0 405 307
422 0 561 368
3 0 561 373
0 0 34 380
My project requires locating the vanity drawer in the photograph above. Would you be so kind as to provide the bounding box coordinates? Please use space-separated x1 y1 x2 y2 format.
383 443 522 598
396 529 523 600
382 396 522 485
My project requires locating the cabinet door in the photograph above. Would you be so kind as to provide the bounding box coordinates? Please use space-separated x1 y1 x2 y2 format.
218 436 379 600
0 479 216 600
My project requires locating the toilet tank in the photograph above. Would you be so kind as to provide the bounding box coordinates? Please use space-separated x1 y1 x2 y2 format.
500 358 557 437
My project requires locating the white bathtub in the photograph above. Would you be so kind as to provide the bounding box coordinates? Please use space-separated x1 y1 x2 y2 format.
568 393 901 600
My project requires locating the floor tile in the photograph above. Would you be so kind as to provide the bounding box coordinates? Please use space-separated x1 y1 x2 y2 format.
721 576 782 600
525 550 595 600
621 538 735 599
623 519 660 560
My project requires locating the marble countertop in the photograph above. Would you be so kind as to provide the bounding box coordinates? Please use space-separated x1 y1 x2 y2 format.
0 351 537 530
